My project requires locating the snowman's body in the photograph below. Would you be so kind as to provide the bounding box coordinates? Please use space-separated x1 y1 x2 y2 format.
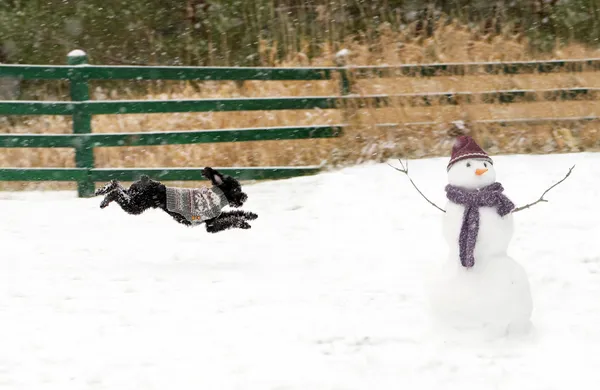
443 201 514 264
428 157 533 336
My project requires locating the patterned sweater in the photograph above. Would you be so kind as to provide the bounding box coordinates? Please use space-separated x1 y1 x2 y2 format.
165 186 229 225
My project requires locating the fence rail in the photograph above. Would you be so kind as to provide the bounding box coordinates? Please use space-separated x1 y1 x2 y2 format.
4 57 600 80
352 58 600 77
376 116 600 130
2 52 600 197
0 125 343 148
0 166 324 182
1 87 596 116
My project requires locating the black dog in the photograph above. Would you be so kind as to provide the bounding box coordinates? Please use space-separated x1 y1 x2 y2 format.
94 167 257 233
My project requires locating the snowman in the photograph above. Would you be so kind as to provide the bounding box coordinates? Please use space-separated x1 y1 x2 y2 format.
392 131 574 337
424 135 533 336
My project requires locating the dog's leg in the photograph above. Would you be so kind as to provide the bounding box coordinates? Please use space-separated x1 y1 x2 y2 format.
165 210 192 226
218 210 258 221
100 184 194 225
204 211 257 233
99 188 136 211
205 214 251 233
98 178 193 226
206 219 251 233
101 188 158 216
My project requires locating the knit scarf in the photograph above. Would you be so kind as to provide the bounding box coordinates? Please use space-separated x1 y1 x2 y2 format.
445 182 515 268
166 186 229 225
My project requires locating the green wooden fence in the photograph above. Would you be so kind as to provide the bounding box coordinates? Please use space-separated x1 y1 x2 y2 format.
2 51 600 197
0 50 347 197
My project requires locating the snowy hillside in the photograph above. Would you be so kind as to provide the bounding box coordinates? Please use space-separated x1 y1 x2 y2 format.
1 152 599 390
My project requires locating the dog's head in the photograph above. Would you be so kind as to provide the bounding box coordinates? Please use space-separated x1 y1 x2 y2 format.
202 167 247 208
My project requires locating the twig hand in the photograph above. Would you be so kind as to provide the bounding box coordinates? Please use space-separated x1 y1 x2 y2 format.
512 165 575 213
389 159 446 213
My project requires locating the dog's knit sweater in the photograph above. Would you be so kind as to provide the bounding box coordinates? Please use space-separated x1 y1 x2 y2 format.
165 186 229 225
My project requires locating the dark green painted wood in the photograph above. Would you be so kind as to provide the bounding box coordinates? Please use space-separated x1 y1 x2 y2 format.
0 88 594 120
472 115 600 125
352 59 600 78
83 66 333 81
340 88 595 107
82 96 337 115
0 134 78 148
0 168 87 181
68 52 95 197
81 87 596 117
4 59 600 82
339 69 351 95
0 101 74 115
379 115 600 129
0 65 73 80
0 126 343 148
85 126 343 147
0 64 332 81
0 96 336 117
85 88 592 117
0 166 323 182
90 167 324 182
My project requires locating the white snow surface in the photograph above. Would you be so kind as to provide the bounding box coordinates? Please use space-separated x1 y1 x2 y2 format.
1 152 600 390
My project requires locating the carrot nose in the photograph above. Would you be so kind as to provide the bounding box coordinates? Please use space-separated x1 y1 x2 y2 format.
475 168 488 176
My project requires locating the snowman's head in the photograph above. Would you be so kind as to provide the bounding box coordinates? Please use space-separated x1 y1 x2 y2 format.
447 158 496 190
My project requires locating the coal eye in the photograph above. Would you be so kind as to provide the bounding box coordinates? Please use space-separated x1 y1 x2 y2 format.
484 162 488 168
466 162 471 168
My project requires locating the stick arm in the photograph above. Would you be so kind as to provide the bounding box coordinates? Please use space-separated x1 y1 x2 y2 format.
389 160 446 213
512 165 575 213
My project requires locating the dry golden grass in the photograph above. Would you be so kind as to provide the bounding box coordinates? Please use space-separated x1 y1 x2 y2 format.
2 20 600 191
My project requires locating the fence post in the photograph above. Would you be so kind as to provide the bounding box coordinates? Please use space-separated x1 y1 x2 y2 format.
335 48 352 136
335 49 351 96
67 49 94 197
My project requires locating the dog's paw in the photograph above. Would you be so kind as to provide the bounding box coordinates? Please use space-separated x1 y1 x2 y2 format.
205 224 220 234
99 196 112 209
243 212 258 221
205 220 252 233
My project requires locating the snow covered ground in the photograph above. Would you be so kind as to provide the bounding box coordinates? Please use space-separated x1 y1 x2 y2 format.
1 152 599 390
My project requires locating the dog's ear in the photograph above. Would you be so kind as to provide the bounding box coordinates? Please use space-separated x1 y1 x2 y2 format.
203 167 224 186
211 172 224 186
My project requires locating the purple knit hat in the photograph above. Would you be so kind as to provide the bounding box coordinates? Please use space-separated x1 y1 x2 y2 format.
447 136 493 171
